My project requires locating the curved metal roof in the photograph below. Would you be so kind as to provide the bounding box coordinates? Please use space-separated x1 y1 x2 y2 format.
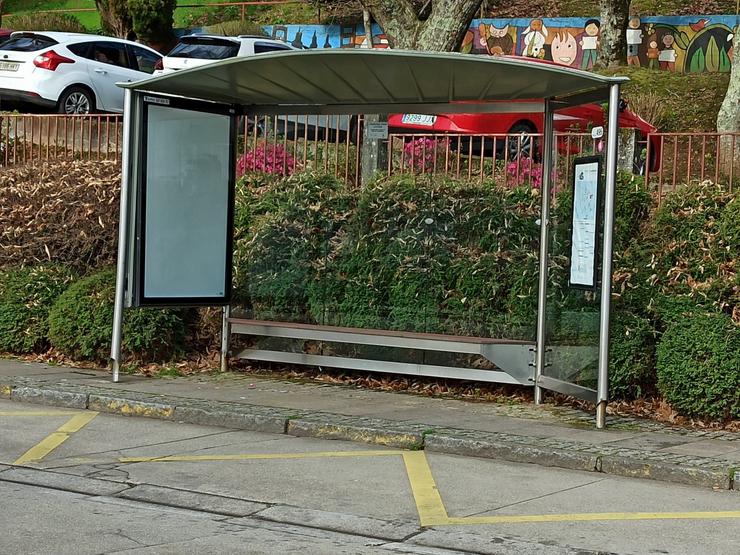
123 49 627 113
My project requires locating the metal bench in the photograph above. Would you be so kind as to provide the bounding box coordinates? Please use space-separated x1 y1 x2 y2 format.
227 317 536 385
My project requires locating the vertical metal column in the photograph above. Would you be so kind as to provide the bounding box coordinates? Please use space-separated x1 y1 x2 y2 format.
534 99 555 404
110 89 134 383
220 305 231 372
596 83 621 428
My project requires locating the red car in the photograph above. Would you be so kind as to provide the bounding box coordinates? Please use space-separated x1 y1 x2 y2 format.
0 29 12 42
388 59 660 172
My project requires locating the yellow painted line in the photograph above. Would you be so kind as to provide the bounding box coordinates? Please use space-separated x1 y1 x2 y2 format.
402 452 449 526
120 450 405 463
0 411 81 417
444 510 740 525
13 412 98 465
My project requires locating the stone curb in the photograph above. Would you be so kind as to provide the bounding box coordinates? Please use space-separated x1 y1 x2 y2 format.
1 378 737 492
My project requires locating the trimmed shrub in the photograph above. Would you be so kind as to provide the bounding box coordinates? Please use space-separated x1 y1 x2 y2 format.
614 181 738 324
308 174 540 337
48 269 185 361
656 312 740 420
4 13 86 33
0 265 77 354
0 161 121 272
608 311 656 400
233 173 351 320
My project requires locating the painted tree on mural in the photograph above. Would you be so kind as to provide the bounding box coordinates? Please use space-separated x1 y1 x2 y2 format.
597 0 631 67
358 0 484 51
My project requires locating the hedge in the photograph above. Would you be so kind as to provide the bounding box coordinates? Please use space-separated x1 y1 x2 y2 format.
48 268 185 361
0 265 77 354
657 312 740 420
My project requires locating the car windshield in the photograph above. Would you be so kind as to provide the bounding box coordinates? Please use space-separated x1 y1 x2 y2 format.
167 37 239 60
0 34 57 52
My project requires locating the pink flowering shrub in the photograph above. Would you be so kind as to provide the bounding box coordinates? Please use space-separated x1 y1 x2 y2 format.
403 137 448 173
506 157 559 189
237 141 297 177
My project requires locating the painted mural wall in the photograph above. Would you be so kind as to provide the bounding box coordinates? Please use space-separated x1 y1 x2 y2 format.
262 15 740 73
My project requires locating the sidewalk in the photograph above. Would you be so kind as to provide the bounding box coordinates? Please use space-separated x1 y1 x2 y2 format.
1 358 738 491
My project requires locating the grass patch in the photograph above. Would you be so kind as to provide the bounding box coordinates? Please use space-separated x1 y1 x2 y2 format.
599 66 729 131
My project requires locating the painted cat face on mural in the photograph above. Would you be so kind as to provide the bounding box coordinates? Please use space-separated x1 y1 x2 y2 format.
551 31 578 66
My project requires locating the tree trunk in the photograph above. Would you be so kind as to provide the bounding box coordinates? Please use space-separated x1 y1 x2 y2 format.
362 9 373 49
717 31 740 175
597 0 631 68
360 0 483 52
94 0 134 39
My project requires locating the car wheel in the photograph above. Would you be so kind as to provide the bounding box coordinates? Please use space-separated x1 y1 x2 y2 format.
58 87 95 115
506 122 537 161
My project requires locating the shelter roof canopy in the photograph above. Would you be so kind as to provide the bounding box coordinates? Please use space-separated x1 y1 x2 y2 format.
122 49 628 114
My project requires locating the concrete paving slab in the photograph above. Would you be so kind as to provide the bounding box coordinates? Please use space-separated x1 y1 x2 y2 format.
0 466 130 496
115 453 418 521
605 431 703 451
118 483 268 516
252 506 420 541
0 481 251 555
658 438 740 458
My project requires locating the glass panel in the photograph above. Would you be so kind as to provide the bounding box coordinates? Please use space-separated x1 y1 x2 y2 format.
543 147 603 392
232 113 545 380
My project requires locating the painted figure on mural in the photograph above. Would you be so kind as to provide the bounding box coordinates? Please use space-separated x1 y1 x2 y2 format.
647 35 660 69
659 33 676 71
523 19 548 58
551 31 579 66
580 19 600 69
479 23 514 56
626 16 643 66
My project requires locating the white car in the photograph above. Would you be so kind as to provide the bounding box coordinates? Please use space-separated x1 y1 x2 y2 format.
155 34 353 140
154 34 295 75
0 31 161 114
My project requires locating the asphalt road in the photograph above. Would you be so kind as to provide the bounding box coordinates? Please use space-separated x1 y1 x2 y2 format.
1 399 738 554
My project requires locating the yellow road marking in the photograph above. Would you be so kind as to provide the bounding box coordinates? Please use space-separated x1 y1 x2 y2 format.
13 412 98 465
445 510 740 525
0 411 79 417
402 451 449 526
120 450 404 463
13 428 736 528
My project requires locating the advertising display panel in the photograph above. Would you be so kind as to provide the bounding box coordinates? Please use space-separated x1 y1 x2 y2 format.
133 95 235 306
569 156 602 290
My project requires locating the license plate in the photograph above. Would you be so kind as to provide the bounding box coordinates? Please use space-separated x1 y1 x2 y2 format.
401 114 436 126
0 61 19 72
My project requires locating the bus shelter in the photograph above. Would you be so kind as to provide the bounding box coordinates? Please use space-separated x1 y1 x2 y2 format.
111 50 627 428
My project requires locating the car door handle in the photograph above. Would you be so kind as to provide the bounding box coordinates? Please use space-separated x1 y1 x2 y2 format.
94 68 107 74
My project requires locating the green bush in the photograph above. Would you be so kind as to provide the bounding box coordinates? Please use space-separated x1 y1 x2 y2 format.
128 0 176 43
612 173 653 253
233 172 351 320
4 13 86 33
656 312 740 420
308 174 541 337
608 311 656 400
48 269 185 361
614 181 739 324
0 265 77 354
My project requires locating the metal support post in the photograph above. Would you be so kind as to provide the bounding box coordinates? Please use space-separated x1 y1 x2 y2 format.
220 305 231 372
110 89 134 383
596 83 621 428
534 99 555 404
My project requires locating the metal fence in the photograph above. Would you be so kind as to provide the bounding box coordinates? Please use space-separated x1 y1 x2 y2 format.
645 132 740 199
4 114 740 199
0 113 122 166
